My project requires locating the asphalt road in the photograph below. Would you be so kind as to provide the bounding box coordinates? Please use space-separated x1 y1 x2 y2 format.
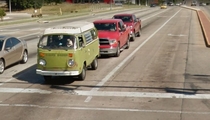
0 5 210 120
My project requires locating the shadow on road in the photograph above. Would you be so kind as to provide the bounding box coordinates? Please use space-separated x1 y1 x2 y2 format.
12 64 76 85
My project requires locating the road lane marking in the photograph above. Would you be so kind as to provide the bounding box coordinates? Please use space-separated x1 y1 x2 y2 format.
1 87 210 100
0 78 14 86
0 88 51 94
77 91 210 99
0 29 20 31
141 10 167 21
168 34 187 37
84 9 183 103
0 103 210 114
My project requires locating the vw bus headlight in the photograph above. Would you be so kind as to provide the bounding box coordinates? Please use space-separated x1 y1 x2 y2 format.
68 59 75 67
39 59 46 66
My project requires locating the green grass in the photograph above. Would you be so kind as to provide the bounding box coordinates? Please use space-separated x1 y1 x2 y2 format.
0 3 146 26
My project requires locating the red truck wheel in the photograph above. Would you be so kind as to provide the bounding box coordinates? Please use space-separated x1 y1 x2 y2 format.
137 27 141 37
114 44 120 57
131 33 135 41
125 36 130 49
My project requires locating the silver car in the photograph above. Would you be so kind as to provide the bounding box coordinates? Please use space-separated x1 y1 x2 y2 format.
0 36 28 74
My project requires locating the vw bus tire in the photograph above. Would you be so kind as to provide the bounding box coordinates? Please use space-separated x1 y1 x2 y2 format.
125 37 130 49
78 64 86 80
44 76 51 83
114 44 120 57
0 59 5 74
91 58 98 70
21 50 28 64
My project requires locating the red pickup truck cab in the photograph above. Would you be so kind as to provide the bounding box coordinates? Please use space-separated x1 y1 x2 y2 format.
113 13 141 41
93 19 131 57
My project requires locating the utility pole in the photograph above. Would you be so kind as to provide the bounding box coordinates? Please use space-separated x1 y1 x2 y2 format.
9 0 11 13
110 0 112 10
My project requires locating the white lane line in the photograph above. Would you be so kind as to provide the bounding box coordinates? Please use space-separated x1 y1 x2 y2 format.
77 91 210 99
84 9 183 103
17 32 40 39
0 29 20 31
0 88 51 94
0 103 209 115
141 10 167 21
0 78 14 86
1 32 41 39
168 34 187 37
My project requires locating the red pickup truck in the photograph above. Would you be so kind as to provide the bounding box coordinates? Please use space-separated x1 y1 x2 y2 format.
112 13 141 41
93 19 131 57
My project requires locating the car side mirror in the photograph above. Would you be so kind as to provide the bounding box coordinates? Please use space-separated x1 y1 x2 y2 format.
120 28 126 32
79 41 85 48
5 47 11 51
135 18 139 22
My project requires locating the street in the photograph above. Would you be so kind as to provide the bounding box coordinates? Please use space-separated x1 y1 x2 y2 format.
0 5 210 120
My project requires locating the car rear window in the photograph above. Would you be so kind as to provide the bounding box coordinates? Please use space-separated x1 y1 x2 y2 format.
94 23 117 31
113 16 132 22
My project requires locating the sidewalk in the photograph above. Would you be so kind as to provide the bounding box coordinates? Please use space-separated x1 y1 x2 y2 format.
181 5 210 47
197 10 210 47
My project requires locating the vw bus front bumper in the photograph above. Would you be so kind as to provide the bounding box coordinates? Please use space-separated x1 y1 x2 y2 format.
36 69 80 76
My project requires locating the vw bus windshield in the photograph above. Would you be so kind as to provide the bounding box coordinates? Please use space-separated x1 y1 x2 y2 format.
38 35 77 50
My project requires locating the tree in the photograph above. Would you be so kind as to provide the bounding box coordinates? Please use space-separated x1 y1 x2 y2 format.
5 0 44 10
32 0 44 9
5 0 67 11
0 8 6 21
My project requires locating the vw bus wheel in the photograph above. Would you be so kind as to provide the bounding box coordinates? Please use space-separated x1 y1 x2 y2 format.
114 44 120 57
91 58 98 70
125 37 130 49
78 64 86 80
0 59 5 74
21 50 28 64
44 76 51 83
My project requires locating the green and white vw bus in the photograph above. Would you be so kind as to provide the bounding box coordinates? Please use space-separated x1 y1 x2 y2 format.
36 21 100 81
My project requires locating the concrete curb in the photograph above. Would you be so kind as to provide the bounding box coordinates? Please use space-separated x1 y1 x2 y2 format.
197 10 210 47
181 5 210 47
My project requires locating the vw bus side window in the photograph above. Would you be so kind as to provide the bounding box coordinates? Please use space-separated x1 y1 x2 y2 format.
78 36 84 48
84 31 93 44
38 35 76 49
